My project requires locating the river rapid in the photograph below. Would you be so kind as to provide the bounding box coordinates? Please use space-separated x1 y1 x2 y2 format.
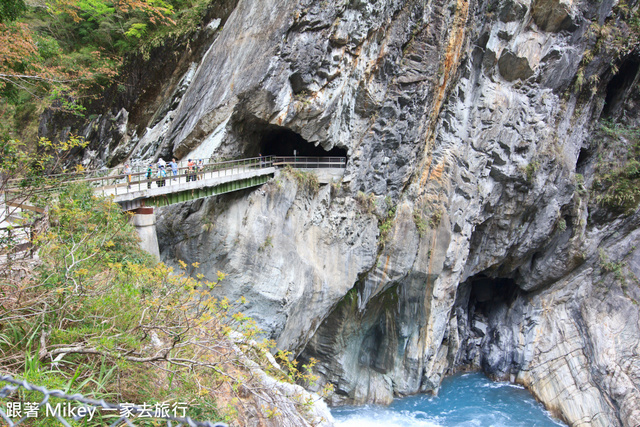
332 372 566 427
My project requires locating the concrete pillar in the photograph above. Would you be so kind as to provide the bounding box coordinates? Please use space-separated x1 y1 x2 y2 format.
131 207 160 260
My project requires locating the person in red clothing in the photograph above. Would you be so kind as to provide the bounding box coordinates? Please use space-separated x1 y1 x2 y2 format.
187 159 195 182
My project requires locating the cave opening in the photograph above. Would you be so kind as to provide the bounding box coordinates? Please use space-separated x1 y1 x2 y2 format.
259 125 347 157
576 146 590 170
466 274 519 318
235 116 347 159
456 273 523 376
602 58 640 117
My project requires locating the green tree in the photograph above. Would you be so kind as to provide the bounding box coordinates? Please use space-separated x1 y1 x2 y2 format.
0 0 26 23
1 0 217 139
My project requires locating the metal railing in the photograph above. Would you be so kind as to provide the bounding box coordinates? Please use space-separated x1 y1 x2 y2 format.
272 156 346 169
0 375 227 427
3 156 347 199
89 157 276 197
3 157 274 198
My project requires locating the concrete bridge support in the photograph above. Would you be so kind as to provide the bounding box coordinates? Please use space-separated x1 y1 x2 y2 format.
131 207 160 260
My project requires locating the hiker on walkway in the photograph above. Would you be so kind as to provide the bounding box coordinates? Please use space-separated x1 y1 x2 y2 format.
146 164 153 189
197 159 204 180
123 162 132 189
157 164 167 187
187 159 195 182
169 158 178 180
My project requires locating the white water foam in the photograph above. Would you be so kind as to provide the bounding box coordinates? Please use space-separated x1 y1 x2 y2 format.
334 406 442 427
331 373 566 427
481 380 525 390
335 414 441 427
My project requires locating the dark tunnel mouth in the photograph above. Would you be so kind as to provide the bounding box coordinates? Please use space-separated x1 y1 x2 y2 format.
260 126 346 157
602 57 640 118
465 274 520 318
239 116 347 158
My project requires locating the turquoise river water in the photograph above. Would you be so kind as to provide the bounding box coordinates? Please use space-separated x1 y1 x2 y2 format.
331 372 566 427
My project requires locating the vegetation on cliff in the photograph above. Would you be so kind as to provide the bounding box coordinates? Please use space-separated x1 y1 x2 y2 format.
0 146 330 425
0 0 219 141
592 120 640 213
3 185 236 423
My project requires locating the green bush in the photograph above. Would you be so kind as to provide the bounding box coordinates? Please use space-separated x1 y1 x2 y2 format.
283 165 319 194
0 183 265 424
356 191 375 214
1 0 221 137
592 121 640 213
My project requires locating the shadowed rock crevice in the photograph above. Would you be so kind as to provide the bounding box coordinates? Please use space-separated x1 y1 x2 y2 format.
299 283 404 405
454 273 525 379
576 146 590 170
602 57 640 118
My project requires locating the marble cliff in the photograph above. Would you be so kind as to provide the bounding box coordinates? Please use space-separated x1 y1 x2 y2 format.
57 0 640 425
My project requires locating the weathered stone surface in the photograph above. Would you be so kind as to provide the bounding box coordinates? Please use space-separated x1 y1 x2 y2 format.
531 0 578 32
157 173 379 352
498 50 534 81
499 0 528 23
167 0 302 157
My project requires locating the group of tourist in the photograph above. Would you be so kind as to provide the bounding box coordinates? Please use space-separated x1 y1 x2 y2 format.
123 158 206 189
186 159 204 182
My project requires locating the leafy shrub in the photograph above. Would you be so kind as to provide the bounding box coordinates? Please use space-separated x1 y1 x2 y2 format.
0 182 320 424
283 165 319 194
592 121 640 213
413 209 428 236
413 205 442 236
524 159 540 182
557 218 567 232
378 204 396 244
356 191 375 214
1 0 221 137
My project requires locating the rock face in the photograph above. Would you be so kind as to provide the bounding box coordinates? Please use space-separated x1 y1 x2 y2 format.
74 0 640 425
531 0 578 32
39 0 239 169
157 175 379 350
497 50 534 81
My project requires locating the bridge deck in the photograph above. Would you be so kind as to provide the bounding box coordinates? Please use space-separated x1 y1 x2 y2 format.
3 156 346 212
114 167 276 210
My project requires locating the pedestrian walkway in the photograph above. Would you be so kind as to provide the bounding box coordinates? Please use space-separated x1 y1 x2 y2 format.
3 156 346 212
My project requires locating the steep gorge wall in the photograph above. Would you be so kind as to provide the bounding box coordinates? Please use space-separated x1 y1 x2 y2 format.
78 0 640 425
40 0 239 168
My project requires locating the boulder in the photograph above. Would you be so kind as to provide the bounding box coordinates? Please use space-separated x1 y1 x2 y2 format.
498 50 534 81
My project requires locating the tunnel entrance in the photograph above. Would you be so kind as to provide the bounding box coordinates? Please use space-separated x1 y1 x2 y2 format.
260 126 346 157
602 57 640 117
230 114 347 159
